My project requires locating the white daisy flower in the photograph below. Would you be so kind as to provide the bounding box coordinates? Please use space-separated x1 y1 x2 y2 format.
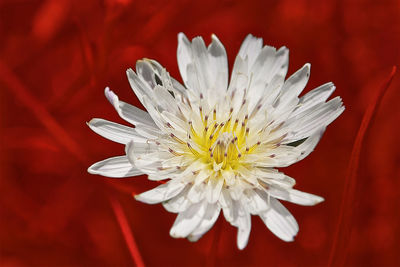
88 33 344 249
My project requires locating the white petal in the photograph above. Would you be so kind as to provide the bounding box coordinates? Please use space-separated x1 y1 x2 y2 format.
208 34 228 91
220 189 234 222
152 85 180 114
283 97 344 142
125 141 166 173
267 186 324 206
104 87 157 128
88 156 143 177
136 60 159 90
88 118 147 144
242 189 269 214
206 176 224 203
250 127 326 168
291 82 336 117
163 185 192 213
126 68 154 108
250 46 289 97
228 55 249 97
187 181 206 203
126 140 158 155
177 32 193 90
272 63 310 115
259 198 298 242
170 201 207 238
134 126 161 140
284 126 326 165
237 34 263 68
147 166 182 181
190 36 211 91
177 33 228 98
134 180 186 204
263 175 296 188
136 61 181 115
254 168 296 188
257 46 289 82
141 95 169 131
234 203 251 250
188 203 221 242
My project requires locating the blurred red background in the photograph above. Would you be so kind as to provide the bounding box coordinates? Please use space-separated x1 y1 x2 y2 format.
0 0 399 266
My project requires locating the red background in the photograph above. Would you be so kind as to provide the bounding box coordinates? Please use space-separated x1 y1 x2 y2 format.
0 0 399 266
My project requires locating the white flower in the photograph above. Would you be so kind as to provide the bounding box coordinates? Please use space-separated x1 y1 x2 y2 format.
88 33 344 249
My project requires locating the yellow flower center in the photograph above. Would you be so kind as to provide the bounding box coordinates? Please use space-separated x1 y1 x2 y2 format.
184 109 261 172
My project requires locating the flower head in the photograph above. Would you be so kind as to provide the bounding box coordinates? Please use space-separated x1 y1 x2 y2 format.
88 33 344 249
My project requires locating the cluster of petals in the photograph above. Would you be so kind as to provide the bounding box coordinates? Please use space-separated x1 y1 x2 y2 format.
88 33 344 249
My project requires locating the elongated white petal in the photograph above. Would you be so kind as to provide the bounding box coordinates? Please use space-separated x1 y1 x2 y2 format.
220 189 234 222
254 168 296 188
163 185 192 213
234 203 251 250
188 203 221 242
126 140 158 155
88 118 147 144
125 141 165 173
249 127 326 168
272 63 310 115
284 97 344 142
208 34 228 91
177 33 228 99
237 34 263 68
187 181 206 203
267 186 324 206
104 87 157 129
88 156 143 177
206 175 224 203
134 180 186 204
259 198 298 242
251 46 289 92
136 60 159 90
170 201 207 238
242 189 270 214
177 32 193 90
291 82 336 117
126 68 154 107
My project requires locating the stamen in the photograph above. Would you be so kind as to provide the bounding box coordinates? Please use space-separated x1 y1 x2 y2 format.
231 89 236 99
168 148 181 156
186 96 192 109
187 142 200 156
232 119 239 132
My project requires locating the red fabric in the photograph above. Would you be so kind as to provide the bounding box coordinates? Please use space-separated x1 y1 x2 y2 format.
0 0 399 266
